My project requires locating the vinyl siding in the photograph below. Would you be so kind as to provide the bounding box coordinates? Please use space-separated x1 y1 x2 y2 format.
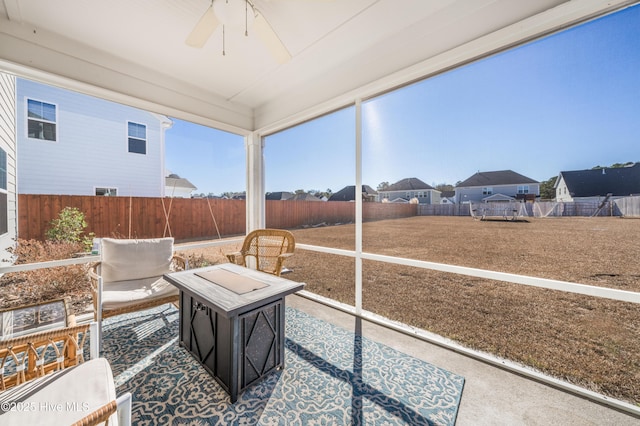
17 79 167 197
457 183 540 203
380 189 441 204
555 176 573 202
0 72 17 266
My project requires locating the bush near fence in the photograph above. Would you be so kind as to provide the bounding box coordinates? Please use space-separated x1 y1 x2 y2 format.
18 195 417 242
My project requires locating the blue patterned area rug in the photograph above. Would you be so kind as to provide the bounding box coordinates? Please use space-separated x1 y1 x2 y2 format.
99 304 464 425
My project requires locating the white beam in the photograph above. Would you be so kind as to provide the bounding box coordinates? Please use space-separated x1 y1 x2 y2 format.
0 23 254 134
245 132 265 232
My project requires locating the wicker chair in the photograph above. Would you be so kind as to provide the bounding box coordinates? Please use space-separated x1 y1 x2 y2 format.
87 237 187 321
0 357 132 425
0 298 97 391
226 229 295 276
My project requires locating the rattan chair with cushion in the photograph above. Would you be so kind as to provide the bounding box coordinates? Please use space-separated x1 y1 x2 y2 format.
0 298 96 391
87 237 187 321
226 229 295 276
0 357 132 425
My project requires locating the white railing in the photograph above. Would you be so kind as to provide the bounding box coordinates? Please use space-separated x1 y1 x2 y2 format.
1 238 638 417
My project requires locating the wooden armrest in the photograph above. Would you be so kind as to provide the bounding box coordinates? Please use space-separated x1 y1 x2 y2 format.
87 262 101 287
226 252 244 265
71 399 117 426
0 323 91 390
70 383 132 426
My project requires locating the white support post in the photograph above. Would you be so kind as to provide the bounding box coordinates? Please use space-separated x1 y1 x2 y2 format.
89 321 99 359
116 392 133 426
245 131 265 233
97 276 103 353
355 99 363 315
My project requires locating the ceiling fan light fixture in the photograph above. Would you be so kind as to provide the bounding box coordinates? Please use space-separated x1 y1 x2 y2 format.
185 0 291 63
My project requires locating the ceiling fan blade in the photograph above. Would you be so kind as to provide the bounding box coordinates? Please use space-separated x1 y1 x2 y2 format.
254 12 291 64
186 5 220 48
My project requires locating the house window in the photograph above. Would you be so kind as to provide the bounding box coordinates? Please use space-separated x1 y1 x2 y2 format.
128 122 146 154
517 185 529 194
96 187 117 196
27 99 57 141
482 187 493 195
0 148 7 235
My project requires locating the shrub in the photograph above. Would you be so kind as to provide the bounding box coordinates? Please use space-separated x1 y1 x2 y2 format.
1 239 90 313
45 207 95 252
181 252 214 269
8 238 84 264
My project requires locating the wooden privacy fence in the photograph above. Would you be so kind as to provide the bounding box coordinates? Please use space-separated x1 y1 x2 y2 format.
266 200 417 229
19 195 418 242
19 195 246 241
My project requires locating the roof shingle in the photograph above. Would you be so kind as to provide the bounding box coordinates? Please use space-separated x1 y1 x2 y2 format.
457 170 538 187
558 164 640 197
385 177 435 191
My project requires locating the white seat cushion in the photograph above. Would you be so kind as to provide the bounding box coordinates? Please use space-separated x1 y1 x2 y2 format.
102 276 178 310
100 237 174 283
0 358 117 425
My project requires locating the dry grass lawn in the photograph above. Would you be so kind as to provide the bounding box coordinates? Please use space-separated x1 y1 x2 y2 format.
277 216 640 406
2 216 637 405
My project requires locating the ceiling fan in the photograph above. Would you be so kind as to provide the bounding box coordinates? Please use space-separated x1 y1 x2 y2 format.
186 0 291 64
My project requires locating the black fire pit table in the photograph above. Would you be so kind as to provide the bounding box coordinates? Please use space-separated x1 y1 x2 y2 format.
164 263 305 403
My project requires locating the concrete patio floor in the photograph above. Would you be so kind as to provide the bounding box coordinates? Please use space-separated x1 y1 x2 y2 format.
286 294 639 426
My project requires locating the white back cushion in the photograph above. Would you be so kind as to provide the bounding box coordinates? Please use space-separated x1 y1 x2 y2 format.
100 237 174 283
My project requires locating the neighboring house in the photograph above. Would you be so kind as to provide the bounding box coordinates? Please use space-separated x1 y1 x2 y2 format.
17 78 172 197
555 164 640 202
378 177 441 204
291 193 323 201
228 192 246 200
328 185 378 202
265 192 322 201
0 72 18 267
456 170 539 204
482 193 516 202
165 173 197 198
440 190 456 204
266 191 294 201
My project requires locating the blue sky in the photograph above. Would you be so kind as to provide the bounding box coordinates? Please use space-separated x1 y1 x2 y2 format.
166 5 640 195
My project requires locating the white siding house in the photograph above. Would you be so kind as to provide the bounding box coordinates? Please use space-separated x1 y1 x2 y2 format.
17 79 172 197
456 170 539 204
165 172 197 198
0 72 18 267
378 178 441 205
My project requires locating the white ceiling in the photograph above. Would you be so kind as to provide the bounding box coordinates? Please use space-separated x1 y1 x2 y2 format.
0 0 635 133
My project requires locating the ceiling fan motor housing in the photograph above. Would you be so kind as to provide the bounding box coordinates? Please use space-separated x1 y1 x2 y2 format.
213 0 255 29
